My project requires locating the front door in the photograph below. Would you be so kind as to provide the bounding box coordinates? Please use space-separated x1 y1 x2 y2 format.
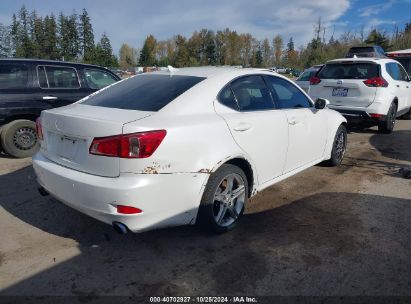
263 75 328 173
214 75 289 184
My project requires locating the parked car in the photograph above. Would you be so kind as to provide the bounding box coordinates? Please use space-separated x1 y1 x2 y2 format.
33 67 347 234
0 58 120 158
386 48 411 75
308 57 411 133
295 65 324 92
346 46 386 58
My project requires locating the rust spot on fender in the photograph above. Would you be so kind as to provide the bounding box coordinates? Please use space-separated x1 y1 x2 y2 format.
198 168 211 173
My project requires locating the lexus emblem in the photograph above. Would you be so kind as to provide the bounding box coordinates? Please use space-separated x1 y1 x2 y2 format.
55 119 63 131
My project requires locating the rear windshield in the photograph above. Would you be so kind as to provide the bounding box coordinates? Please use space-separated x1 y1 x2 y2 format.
349 47 374 53
81 74 206 111
317 63 379 79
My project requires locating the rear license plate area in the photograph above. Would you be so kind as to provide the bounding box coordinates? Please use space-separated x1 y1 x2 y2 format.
332 87 348 97
56 136 79 160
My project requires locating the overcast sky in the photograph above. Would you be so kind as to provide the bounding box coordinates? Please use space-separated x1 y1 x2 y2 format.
0 0 410 55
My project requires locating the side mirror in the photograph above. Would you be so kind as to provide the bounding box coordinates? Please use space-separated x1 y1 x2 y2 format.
315 98 330 109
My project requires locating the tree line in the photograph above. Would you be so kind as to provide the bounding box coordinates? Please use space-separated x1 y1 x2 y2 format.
0 5 117 66
1 6 411 69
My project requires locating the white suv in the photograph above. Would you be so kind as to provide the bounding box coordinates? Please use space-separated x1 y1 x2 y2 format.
309 58 411 133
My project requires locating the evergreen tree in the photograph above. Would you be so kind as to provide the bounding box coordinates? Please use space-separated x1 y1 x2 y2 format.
94 33 117 67
173 35 189 67
0 23 12 57
43 14 59 59
365 29 392 51
79 9 95 62
139 35 157 66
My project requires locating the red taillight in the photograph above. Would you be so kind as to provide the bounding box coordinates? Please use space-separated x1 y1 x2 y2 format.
370 113 384 118
36 117 43 140
116 205 142 214
363 77 388 87
89 130 166 158
310 76 321 85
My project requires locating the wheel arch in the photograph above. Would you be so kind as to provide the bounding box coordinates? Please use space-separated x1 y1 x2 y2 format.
210 156 257 197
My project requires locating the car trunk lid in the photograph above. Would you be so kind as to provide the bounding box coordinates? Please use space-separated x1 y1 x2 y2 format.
40 104 153 177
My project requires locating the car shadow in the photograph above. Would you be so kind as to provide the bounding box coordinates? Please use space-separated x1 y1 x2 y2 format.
1 166 411 296
369 130 411 163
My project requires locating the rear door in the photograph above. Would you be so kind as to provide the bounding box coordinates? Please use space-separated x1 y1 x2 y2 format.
309 62 378 107
34 65 91 108
214 75 289 183
264 75 328 173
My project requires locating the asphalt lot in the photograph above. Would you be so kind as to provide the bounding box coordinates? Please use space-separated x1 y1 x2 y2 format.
0 121 410 297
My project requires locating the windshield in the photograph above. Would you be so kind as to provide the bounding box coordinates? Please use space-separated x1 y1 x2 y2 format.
317 63 379 80
81 74 206 111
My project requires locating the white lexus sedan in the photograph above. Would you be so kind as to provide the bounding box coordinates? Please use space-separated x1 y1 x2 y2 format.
33 67 347 234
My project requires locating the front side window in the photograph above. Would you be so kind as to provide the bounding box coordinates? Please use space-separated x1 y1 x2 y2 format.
397 58 411 75
318 63 378 79
0 64 29 89
84 69 118 89
397 64 409 81
38 66 80 89
264 75 312 109
81 74 205 111
230 75 274 111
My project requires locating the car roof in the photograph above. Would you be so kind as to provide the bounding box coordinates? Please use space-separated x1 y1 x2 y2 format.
0 58 110 70
325 57 395 64
150 66 279 79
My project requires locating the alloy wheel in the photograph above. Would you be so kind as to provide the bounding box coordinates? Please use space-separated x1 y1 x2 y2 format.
212 173 246 227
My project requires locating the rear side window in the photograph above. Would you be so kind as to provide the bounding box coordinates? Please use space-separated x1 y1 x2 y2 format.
229 75 274 111
318 63 379 79
38 66 80 89
81 74 205 111
218 86 238 110
84 69 118 89
0 64 29 89
264 76 312 109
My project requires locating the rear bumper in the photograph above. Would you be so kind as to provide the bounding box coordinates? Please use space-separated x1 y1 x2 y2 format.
330 108 386 124
32 152 209 233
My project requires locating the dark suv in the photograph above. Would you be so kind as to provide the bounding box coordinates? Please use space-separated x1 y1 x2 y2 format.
346 46 387 58
0 59 120 158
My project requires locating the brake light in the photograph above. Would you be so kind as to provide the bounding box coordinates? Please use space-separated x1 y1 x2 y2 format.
310 76 321 85
36 117 43 140
370 113 384 118
363 77 388 87
89 130 166 158
116 205 142 214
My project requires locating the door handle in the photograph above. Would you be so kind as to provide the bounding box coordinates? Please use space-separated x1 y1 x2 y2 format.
233 123 252 132
42 96 58 100
288 117 302 125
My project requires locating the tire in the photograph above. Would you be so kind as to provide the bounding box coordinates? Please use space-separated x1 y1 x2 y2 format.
197 164 248 233
0 119 39 158
378 102 397 134
324 124 347 167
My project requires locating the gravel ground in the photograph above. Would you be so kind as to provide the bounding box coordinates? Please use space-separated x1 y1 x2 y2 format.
0 120 410 297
